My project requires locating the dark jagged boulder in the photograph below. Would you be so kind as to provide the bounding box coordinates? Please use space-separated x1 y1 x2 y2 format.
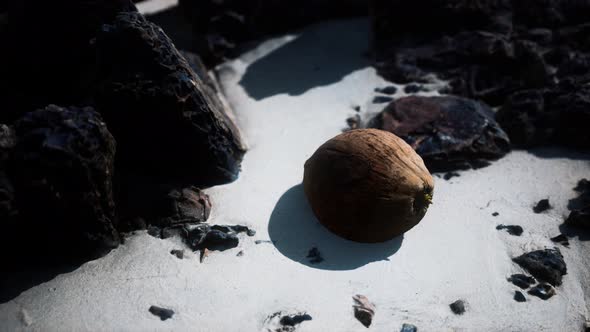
369 95 510 171
565 179 590 230
8 105 119 259
512 248 567 286
94 12 246 186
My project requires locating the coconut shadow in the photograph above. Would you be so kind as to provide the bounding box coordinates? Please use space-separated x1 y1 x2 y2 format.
268 184 403 270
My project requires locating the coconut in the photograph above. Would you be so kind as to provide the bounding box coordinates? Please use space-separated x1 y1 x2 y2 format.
303 129 434 242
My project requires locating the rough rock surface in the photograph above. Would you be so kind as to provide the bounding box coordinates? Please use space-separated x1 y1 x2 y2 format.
185 224 255 251
512 248 567 286
449 299 466 315
369 96 510 171
371 1 590 150
353 295 376 327
9 105 119 259
95 12 246 186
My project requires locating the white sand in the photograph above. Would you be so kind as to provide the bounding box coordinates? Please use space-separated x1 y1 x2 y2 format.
1 17 589 332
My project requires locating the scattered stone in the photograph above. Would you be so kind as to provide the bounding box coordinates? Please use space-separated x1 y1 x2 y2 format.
353 105 361 112
550 234 570 247
95 12 246 186
158 187 211 226
9 105 119 259
401 323 418 332
404 84 423 93
369 96 510 172
185 224 255 251
533 199 551 213
527 283 556 300
346 114 361 131
306 247 324 264
512 248 567 286
449 299 466 315
149 305 174 321
508 274 536 289
443 172 460 180
514 291 526 302
236 250 244 257
496 224 524 236
170 249 184 259
492 212 499 217
279 313 313 327
375 86 398 95
353 294 376 328
372 96 394 104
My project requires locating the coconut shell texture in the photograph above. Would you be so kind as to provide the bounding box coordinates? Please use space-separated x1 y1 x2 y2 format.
303 129 434 242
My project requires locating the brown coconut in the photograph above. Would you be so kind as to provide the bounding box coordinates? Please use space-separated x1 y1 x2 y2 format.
303 129 434 242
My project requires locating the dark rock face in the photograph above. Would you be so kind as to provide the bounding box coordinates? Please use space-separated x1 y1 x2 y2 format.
496 224 523 236
369 96 510 171
148 305 174 321
371 1 590 150
512 248 567 286
179 0 367 66
185 224 255 251
508 274 536 289
9 105 119 259
95 12 245 186
449 299 466 315
565 179 590 229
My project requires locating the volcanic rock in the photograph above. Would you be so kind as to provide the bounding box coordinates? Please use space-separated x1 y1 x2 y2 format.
508 274 536 289
528 283 556 300
94 12 246 186
496 225 523 236
514 291 526 302
149 305 174 321
185 224 255 251
449 299 466 315
512 248 567 286
369 95 510 171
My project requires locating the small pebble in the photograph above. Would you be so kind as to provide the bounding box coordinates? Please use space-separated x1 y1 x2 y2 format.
533 199 551 213
550 234 569 247
528 283 556 300
508 274 536 289
170 249 184 259
279 313 312 326
404 84 422 93
401 323 418 332
496 224 524 236
149 306 174 321
307 247 324 264
372 96 393 104
514 291 526 302
346 115 361 130
449 300 466 315
375 86 398 95
492 212 499 216
236 250 244 257
353 295 376 327
353 105 361 112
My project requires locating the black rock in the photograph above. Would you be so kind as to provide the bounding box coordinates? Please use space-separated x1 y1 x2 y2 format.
279 313 312 327
512 248 567 286
375 86 398 95
160 187 211 226
94 12 246 186
170 249 184 259
533 199 551 213
449 300 466 315
401 323 418 332
550 234 569 247
508 274 536 289
404 84 423 94
514 291 526 302
353 105 361 112
149 305 174 321
566 207 590 230
372 96 394 104
346 115 361 131
443 172 460 180
492 212 499 217
369 96 510 172
185 224 255 251
9 105 119 260
306 247 324 264
528 283 556 300
496 224 524 236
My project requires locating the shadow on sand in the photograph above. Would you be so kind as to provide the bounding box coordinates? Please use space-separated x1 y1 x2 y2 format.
268 184 403 270
239 19 370 100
